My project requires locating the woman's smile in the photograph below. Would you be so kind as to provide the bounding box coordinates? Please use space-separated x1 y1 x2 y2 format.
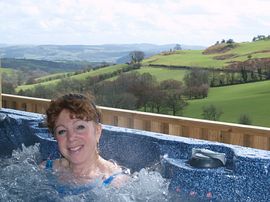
68 145 83 153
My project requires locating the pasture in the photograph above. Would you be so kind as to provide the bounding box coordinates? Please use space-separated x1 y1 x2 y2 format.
183 80 270 127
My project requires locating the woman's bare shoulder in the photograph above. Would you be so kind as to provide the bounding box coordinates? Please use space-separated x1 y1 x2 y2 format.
103 159 131 187
39 158 67 170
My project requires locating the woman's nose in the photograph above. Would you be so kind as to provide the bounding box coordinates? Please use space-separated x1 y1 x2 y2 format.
67 129 76 141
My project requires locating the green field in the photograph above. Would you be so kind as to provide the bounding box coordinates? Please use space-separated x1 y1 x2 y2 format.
0 67 15 75
135 66 187 81
143 40 270 68
144 50 226 68
70 64 127 80
183 80 270 127
104 66 187 82
16 64 128 91
229 40 270 55
35 72 72 82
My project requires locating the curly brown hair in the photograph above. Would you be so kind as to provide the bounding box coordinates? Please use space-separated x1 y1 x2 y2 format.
46 93 101 134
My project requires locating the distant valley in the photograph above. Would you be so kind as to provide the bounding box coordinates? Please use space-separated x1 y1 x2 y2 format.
0 43 205 63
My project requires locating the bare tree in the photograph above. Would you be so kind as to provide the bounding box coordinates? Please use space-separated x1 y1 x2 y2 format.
160 80 187 115
129 51 145 64
174 44 182 51
184 69 209 99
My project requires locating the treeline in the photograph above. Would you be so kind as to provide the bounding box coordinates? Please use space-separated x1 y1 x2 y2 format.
149 57 270 88
210 58 270 87
252 35 270 42
16 66 209 116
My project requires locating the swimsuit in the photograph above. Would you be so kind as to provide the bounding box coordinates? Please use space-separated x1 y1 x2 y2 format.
45 159 122 196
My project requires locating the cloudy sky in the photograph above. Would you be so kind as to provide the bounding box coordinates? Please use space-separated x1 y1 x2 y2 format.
1 0 270 46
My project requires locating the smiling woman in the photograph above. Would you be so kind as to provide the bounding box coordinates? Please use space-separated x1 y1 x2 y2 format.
40 93 129 194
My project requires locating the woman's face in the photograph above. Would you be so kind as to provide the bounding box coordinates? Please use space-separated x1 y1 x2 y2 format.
54 109 101 165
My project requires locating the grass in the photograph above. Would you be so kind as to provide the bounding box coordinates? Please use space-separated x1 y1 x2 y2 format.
135 66 187 82
143 40 270 68
105 66 187 82
0 67 15 75
183 80 270 127
70 64 127 80
17 79 58 91
229 40 270 55
16 64 128 91
144 50 226 68
35 72 72 82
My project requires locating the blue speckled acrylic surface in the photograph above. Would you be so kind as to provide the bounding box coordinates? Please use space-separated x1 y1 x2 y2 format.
1 108 270 201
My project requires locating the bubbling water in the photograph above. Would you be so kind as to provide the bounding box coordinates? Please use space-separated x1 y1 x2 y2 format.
0 144 172 202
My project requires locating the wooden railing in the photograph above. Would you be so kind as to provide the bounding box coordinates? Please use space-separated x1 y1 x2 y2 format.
1 93 270 150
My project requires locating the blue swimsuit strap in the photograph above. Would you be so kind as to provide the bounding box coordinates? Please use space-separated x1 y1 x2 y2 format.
102 172 122 186
45 159 53 170
45 159 122 186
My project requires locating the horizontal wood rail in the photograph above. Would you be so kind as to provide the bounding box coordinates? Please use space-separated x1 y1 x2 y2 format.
2 93 270 150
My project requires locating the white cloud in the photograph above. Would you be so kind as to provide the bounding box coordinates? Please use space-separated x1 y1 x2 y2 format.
0 0 270 45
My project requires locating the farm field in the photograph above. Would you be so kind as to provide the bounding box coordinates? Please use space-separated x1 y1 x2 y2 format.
16 64 128 91
183 80 270 127
143 50 226 68
105 66 188 82
135 66 187 82
0 67 15 75
143 40 270 68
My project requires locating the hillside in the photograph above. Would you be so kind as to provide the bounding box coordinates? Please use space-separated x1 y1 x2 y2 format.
15 40 270 90
183 80 270 127
16 64 128 91
0 67 14 75
143 40 270 68
1 58 94 73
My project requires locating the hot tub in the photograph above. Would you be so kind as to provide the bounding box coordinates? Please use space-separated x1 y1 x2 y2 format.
1 108 270 201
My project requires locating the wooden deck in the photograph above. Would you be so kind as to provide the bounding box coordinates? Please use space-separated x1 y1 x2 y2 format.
1 93 270 150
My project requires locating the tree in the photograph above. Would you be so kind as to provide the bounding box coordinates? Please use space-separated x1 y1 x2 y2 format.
160 80 187 115
55 78 83 95
174 44 182 51
184 69 209 99
129 51 145 64
226 39 234 44
238 114 252 125
1 73 16 94
146 85 165 113
2 81 15 94
129 73 157 110
32 84 54 99
95 80 137 109
95 72 156 110
202 104 223 121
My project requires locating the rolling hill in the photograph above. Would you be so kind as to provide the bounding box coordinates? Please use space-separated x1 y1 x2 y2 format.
143 40 270 68
7 39 270 127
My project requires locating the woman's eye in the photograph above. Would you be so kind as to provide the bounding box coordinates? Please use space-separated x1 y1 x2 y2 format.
76 125 86 130
56 130 66 136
